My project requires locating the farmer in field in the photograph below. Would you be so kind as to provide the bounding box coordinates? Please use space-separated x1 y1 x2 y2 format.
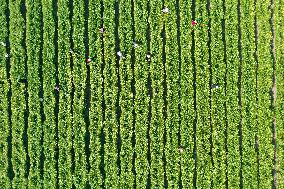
162 7 169 13
192 17 207 26
69 48 95 64
99 27 105 33
85 53 96 64
192 20 198 26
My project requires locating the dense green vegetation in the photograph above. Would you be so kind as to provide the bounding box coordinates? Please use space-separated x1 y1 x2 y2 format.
0 0 283 188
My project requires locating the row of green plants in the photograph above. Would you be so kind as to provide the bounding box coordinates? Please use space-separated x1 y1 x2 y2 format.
26 0 43 187
164 0 182 188
224 0 242 188
0 0 9 188
72 0 89 187
25 0 44 188
9 0 28 188
41 0 57 188
240 0 259 187
118 0 135 187
275 0 284 187
103 0 119 188
132 0 151 187
179 0 195 187
210 0 227 188
148 0 165 188
195 0 213 188
256 0 275 188
57 0 74 188
88 0 104 188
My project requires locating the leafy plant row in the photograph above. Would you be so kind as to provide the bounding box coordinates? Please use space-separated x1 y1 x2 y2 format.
72 0 88 187
256 0 275 187
88 0 103 188
194 0 212 188
57 0 74 188
9 0 28 188
0 0 9 187
133 0 150 188
118 0 135 187
223 0 241 188
26 0 43 187
275 0 284 187
240 0 258 187
164 0 182 188
149 0 165 188
41 0 57 188
103 0 119 188
179 0 195 187
210 0 227 188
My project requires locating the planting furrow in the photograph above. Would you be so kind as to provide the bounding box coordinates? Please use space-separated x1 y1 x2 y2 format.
4 1 14 187
57 0 73 188
118 0 135 187
21 0 30 185
0 0 9 187
221 0 229 187
41 0 57 188
210 0 227 187
72 0 88 187
164 0 180 187
256 0 274 187
275 0 284 187
149 0 165 187
68 0 76 187
83 0 91 186
237 0 244 187
146 0 152 187
130 0 137 188
26 0 43 187
7 0 27 188
161 2 168 189
174 0 185 188
103 0 119 187
88 0 103 188
195 1 212 188
240 0 258 188
224 0 241 188
269 0 277 187
114 0 122 185
133 0 149 187
179 0 194 187
253 0 261 187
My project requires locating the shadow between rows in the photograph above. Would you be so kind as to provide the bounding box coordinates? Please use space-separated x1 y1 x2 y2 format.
52 0 59 187
221 0 229 188
5 0 14 183
114 0 122 178
130 0 137 188
146 0 152 188
191 0 197 188
253 0 260 187
174 0 182 188
99 0 106 188
83 0 91 188
237 0 243 188
68 0 76 188
19 0 31 180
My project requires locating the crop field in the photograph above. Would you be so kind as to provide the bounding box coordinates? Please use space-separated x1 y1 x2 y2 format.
0 0 284 188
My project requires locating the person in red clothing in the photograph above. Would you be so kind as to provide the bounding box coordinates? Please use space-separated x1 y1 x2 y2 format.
192 20 198 26
86 57 92 63
192 18 207 27
85 51 96 64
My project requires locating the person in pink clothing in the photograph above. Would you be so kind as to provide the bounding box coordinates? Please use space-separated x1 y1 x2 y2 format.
192 20 198 26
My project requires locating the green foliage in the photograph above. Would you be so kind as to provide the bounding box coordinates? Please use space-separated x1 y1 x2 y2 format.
0 0 282 188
